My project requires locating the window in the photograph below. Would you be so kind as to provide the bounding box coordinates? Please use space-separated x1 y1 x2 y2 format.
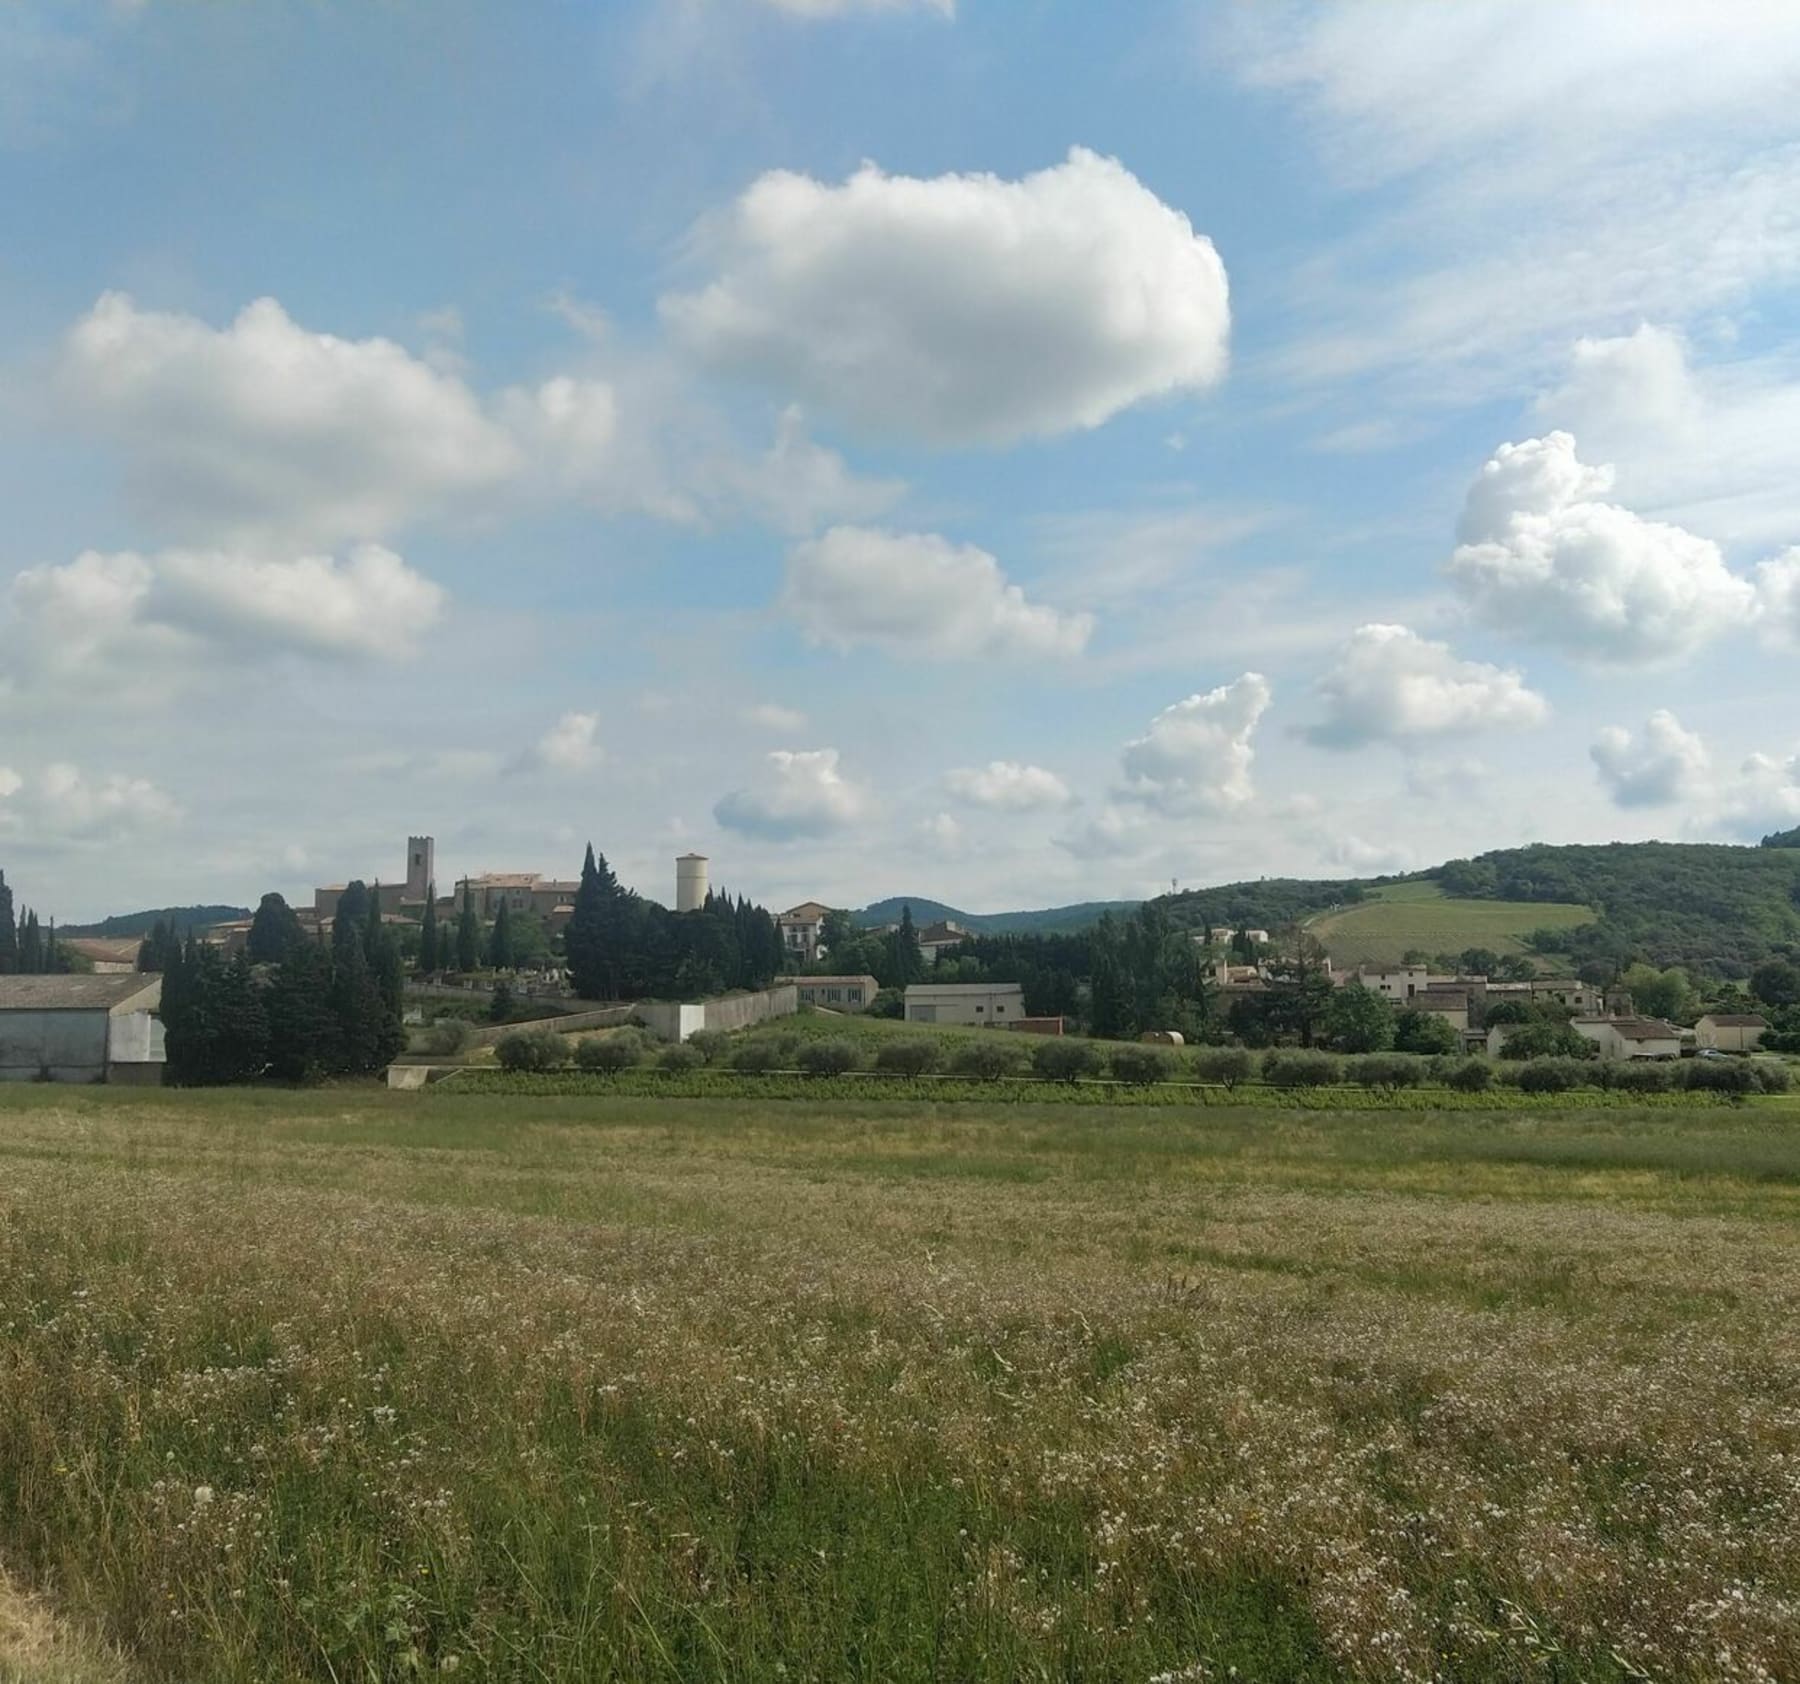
995 1005 1005 1014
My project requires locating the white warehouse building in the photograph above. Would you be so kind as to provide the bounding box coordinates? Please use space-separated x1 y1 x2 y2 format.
0 974 166 1084
904 982 1025 1028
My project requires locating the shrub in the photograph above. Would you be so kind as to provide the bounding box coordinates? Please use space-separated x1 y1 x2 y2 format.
1393 1009 1460 1056
488 981 516 1024
949 1041 1027 1083
686 1029 731 1065
656 1044 705 1076
1031 1040 1102 1083
424 1018 472 1057
1445 1058 1493 1092
730 1040 784 1074
868 987 905 1020
1350 1054 1423 1089
494 1027 566 1074
1516 1058 1586 1094
1683 1058 1757 1095
1751 1059 1793 1094
1192 1046 1255 1089
1108 1045 1176 1086
874 1039 941 1077
1609 1061 1675 1093
575 1034 642 1074
796 1038 861 1077
1262 1050 1341 1089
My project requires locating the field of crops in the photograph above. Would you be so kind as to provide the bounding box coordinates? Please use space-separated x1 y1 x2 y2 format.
5 1085 1800 1681
1305 881 1596 967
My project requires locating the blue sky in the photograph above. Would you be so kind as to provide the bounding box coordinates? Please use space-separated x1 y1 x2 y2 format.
4 0 1800 921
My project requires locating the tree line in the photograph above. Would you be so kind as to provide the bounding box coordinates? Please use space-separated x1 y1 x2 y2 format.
0 868 72 975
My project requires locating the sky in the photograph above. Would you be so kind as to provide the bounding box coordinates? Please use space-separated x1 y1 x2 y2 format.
4 0 1800 922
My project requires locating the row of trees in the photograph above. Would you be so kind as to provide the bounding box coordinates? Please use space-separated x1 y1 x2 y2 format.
161 886 404 1084
564 846 786 1001
0 869 72 975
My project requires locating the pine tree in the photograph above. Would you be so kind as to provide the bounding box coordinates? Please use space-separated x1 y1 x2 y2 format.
456 881 479 972
487 898 515 970
418 884 439 973
0 869 15 975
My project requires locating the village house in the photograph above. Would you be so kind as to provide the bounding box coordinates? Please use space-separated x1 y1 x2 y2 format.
793 974 879 1012
1566 1016 1686 1061
1694 1013 1770 1053
904 981 1024 1027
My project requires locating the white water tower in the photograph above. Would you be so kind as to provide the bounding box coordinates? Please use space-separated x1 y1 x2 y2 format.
676 852 710 913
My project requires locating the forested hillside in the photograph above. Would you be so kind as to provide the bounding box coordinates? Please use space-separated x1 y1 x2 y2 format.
854 897 1138 935
63 905 250 938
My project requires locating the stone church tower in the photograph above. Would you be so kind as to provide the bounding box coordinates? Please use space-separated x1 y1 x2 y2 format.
405 836 435 902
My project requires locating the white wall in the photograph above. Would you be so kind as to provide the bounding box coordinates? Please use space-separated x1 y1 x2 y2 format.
0 1009 109 1082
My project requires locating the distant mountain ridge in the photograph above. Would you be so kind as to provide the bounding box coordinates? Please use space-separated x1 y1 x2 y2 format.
62 905 250 940
853 897 1139 936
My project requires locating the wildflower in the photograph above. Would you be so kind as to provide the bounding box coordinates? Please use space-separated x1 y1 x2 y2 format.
193 1485 214 1506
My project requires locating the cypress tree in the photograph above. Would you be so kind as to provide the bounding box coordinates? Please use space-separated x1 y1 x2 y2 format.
333 881 370 958
332 937 387 1075
365 880 384 953
267 942 341 1082
247 893 304 964
456 881 479 972
215 953 271 1082
487 898 515 970
0 869 15 974
418 884 439 973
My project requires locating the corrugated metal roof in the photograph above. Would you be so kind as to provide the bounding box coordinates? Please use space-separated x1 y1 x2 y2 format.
0 975 162 1012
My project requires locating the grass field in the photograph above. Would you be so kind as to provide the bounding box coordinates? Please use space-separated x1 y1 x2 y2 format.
4 1085 1800 1681
1305 881 1597 968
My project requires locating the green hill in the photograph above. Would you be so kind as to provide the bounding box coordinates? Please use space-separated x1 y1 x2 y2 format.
1304 881 1594 969
1151 841 1800 979
62 905 250 939
854 897 1138 936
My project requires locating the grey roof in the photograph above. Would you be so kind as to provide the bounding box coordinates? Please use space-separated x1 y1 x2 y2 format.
0 974 162 1013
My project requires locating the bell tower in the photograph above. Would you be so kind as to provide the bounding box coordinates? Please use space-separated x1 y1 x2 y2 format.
406 835 434 902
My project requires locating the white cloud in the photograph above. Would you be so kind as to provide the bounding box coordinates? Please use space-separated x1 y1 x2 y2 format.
915 812 965 855
664 147 1229 445
1055 804 1148 861
721 406 905 536
713 748 868 840
153 545 444 660
1716 751 1800 840
1590 710 1711 808
1305 624 1548 749
1118 673 1270 813
61 293 520 545
1447 432 1757 664
5 544 446 681
783 526 1091 660
1538 325 1800 547
0 762 180 843
1755 550 1800 648
744 701 807 732
528 711 604 773
1226 4 1800 400
943 761 1075 812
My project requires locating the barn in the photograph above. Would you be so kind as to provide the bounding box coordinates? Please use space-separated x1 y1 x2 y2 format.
0 975 166 1084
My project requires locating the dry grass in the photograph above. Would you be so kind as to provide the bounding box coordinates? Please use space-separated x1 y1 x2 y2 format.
3 1085 1800 1681
0 1564 125 1684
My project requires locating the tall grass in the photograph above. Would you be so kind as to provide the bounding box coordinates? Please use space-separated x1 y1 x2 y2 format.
2 1087 1799 1680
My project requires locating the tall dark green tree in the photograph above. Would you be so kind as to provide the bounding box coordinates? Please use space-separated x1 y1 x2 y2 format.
333 882 371 957
456 881 479 972
885 905 924 989
266 942 341 1082
247 892 305 964
565 844 623 999
0 869 15 974
487 897 515 970
418 884 439 973
331 937 388 1075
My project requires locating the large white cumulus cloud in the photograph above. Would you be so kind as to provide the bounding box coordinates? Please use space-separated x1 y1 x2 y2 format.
62 294 522 544
783 526 1090 659
1118 673 1270 813
713 748 869 841
1447 432 1757 664
6 544 445 676
943 761 1075 811
1590 709 1711 808
1305 624 1548 749
663 148 1229 445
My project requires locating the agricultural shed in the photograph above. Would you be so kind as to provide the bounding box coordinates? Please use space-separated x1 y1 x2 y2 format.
0 974 165 1084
